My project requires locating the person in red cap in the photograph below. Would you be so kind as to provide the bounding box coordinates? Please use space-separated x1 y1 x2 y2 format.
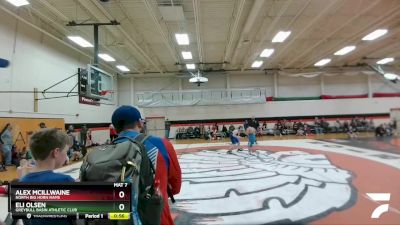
112 105 182 225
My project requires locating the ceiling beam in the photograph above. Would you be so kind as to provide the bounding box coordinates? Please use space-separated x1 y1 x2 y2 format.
342 28 400 65
263 0 339 69
33 0 141 73
241 0 295 70
0 4 119 74
193 0 204 69
77 0 164 73
282 0 386 68
229 0 265 69
298 2 400 69
143 0 179 65
222 0 246 69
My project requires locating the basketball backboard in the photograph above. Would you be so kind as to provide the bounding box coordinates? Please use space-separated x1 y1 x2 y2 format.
79 64 114 101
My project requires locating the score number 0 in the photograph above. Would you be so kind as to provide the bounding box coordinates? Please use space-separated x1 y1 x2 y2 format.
119 191 125 211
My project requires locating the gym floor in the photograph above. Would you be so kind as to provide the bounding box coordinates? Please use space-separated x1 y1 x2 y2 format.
2 134 399 224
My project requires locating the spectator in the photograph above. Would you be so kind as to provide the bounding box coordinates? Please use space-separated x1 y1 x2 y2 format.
244 120 249 130
348 125 358 139
334 119 342 132
222 125 228 137
262 121 267 131
0 144 5 171
80 124 88 147
248 116 260 130
193 126 201 138
20 128 74 225
165 119 171 139
67 124 74 133
368 119 375 131
314 117 323 134
375 125 385 137
0 124 13 165
39 122 46 129
111 105 182 225
109 124 118 141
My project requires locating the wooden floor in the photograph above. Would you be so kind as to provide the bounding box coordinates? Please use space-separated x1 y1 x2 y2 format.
0 132 376 183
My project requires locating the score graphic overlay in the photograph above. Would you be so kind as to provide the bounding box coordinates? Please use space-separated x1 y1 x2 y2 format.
9 183 131 220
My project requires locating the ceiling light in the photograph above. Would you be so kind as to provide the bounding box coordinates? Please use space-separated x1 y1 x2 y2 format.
251 61 263 68
334 46 356 55
186 64 195 70
67 36 93 47
362 29 388 41
314 58 331 67
260 49 274 58
383 73 399 80
98 53 116 62
6 0 29 7
116 65 130 72
175 33 189 45
181 51 192 60
272 31 291 43
376 57 394 65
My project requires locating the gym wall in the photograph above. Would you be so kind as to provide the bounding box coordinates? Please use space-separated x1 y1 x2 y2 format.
118 73 400 120
0 10 116 124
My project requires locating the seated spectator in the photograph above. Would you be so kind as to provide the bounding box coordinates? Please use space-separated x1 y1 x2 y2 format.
348 125 358 139
334 119 342 131
194 126 201 138
262 122 267 131
368 119 375 130
375 125 385 137
296 127 305 136
314 117 323 134
343 121 350 132
293 122 299 133
222 125 228 137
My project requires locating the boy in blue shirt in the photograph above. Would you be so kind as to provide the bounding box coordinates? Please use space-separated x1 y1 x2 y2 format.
20 128 74 225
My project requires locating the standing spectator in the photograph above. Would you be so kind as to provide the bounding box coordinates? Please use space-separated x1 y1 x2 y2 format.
111 105 182 225
248 116 260 130
80 124 88 147
165 119 171 139
244 120 249 130
67 125 74 133
109 124 118 141
0 124 13 165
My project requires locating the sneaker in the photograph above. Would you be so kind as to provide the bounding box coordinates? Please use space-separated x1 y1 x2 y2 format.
237 148 243 152
227 150 233 154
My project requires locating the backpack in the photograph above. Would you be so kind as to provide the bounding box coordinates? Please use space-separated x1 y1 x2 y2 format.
79 133 163 225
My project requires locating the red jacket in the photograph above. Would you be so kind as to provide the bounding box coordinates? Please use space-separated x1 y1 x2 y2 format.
155 139 182 225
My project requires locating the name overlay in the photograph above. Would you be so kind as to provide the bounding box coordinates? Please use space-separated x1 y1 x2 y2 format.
9 182 131 220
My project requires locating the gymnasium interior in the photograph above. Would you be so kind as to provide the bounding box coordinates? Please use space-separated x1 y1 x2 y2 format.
0 0 399 224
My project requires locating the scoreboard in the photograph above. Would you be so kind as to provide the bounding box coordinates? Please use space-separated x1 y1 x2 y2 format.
8 182 131 220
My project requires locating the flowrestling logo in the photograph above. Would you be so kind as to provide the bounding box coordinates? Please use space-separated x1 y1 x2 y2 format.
173 150 356 225
366 193 391 219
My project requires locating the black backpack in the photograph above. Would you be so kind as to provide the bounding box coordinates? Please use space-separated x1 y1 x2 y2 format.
80 133 163 225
